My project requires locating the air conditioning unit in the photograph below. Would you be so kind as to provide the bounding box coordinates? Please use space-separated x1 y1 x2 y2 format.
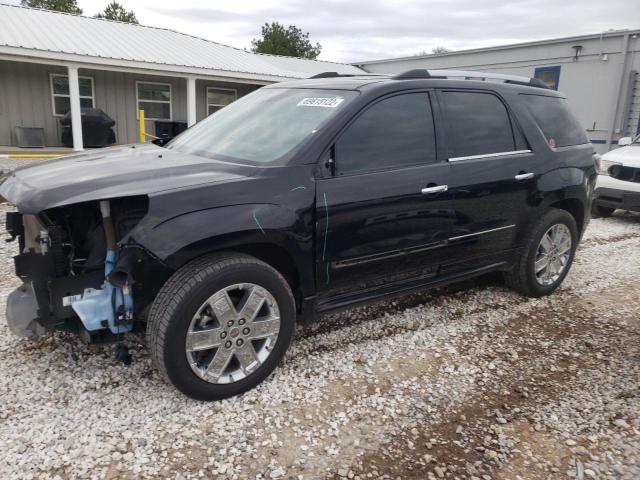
14 127 45 148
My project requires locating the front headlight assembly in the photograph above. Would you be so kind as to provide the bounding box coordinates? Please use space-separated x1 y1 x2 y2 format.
599 159 622 177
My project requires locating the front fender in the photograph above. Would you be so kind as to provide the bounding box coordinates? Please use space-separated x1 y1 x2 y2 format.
123 203 315 296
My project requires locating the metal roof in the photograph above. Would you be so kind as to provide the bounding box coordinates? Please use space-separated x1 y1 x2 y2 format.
0 3 363 81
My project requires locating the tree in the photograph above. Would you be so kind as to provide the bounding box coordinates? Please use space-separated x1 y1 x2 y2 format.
21 0 82 14
431 46 452 54
251 22 321 60
94 1 138 23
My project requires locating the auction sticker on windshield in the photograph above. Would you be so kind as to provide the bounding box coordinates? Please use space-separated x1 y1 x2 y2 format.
297 97 344 108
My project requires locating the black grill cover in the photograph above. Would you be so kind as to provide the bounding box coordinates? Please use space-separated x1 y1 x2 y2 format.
60 108 116 148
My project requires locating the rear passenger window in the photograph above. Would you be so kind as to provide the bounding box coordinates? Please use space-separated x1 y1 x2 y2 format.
521 94 588 147
336 93 436 174
442 91 516 158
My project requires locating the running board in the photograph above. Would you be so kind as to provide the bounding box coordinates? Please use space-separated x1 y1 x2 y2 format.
316 262 507 313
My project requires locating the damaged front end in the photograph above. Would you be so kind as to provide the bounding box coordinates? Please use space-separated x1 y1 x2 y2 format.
5 196 169 342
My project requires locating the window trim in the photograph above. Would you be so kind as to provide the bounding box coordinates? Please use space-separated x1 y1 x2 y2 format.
448 149 532 162
332 90 440 177
136 80 172 121
534 66 561 91
206 87 237 116
50 73 95 117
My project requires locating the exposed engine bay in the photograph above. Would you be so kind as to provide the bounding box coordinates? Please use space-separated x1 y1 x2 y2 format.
5 196 171 342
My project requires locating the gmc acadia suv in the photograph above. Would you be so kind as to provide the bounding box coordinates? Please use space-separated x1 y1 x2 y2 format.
0 69 596 400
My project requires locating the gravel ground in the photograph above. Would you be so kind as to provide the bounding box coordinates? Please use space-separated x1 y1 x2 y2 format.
0 159 639 480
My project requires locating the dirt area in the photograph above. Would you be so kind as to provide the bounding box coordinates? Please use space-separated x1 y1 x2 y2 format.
0 159 638 479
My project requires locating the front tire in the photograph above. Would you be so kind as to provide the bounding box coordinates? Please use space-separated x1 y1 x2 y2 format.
505 209 578 298
146 253 295 400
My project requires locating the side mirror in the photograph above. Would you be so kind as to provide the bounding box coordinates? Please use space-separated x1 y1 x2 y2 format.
618 137 633 147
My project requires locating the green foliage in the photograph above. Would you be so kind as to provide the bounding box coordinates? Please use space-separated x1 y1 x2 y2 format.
94 1 138 23
251 22 321 60
21 0 83 14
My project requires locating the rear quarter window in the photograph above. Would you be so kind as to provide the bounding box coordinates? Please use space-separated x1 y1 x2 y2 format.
521 94 588 148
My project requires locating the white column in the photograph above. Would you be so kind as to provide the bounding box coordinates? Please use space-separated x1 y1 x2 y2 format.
187 76 197 127
67 65 84 151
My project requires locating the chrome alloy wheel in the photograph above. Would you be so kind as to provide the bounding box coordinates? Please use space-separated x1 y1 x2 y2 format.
186 283 281 384
534 224 572 286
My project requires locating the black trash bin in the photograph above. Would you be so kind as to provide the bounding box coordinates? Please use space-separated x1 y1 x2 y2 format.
60 108 116 148
154 121 188 144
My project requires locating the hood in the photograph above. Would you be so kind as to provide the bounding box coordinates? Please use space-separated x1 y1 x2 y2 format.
0 144 249 213
602 145 640 167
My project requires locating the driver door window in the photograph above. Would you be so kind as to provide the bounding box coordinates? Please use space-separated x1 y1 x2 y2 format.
336 93 437 174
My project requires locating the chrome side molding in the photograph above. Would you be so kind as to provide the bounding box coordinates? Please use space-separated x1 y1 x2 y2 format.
448 224 516 241
449 150 532 162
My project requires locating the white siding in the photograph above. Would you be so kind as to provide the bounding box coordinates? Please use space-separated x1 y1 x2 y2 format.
358 33 640 152
0 59 265 146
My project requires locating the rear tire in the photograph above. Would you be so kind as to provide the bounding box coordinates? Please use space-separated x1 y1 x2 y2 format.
591 205 615 218
146 252 295 401
504 209 578 298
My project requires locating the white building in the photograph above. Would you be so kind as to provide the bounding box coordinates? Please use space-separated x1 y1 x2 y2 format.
355 30 640 153
0 4 363 151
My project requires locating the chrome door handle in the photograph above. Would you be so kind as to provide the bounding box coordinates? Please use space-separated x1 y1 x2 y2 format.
515 172 535 181
421 185 448 194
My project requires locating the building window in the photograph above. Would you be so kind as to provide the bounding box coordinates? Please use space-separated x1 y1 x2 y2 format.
137 81 172 120
534 66 561 90
50 74 94 117
207 87 237 115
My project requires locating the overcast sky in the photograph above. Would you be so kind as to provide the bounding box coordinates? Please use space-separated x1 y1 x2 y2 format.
9 0 640 62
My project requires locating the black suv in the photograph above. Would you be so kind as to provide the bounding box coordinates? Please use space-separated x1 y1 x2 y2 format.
1 70 596 400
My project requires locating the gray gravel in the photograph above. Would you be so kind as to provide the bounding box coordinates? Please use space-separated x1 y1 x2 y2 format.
0 158 639 479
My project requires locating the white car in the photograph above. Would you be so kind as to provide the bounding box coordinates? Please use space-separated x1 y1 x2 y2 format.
593 135 640 217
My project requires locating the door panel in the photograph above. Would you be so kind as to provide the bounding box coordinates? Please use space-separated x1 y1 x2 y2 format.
314 91 454 299
444 152 538 265
316 162 453 298
437 89 541 270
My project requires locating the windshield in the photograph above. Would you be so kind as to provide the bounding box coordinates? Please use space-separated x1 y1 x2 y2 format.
167 88 357 164
633 135 640 145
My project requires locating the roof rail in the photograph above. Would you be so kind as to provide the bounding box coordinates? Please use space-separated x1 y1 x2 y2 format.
392 68 551 89
308 71 390 79
310 71 342 78
393 69 432 79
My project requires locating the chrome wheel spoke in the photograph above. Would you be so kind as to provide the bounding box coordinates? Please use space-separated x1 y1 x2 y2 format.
553 258 564 272
249 317 280 339
535 255 549 273
239 287 266 322
539 234 553 253
208 290 238 323
557 238 572 255
204 347 233 380
186 327 224 352
235 343 259 373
